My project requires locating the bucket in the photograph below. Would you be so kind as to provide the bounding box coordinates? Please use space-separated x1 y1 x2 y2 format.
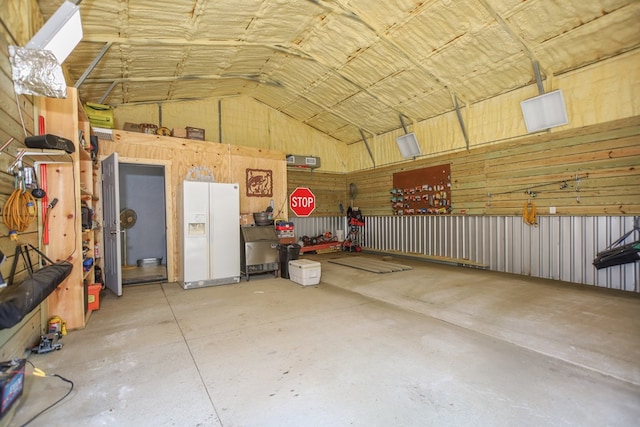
253 212 273 226
336 229 345 241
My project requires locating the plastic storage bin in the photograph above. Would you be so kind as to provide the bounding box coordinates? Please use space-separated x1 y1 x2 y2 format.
288 259 321 286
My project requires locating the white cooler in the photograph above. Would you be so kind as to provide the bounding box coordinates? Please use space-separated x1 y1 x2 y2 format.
288 259 321 286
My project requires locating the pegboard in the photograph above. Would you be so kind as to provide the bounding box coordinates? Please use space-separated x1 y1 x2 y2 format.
391 164 451 215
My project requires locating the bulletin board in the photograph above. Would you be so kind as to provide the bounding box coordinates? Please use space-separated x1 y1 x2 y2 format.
391 164 451 215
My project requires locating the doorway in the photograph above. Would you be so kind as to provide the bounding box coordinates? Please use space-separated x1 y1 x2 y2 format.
119 163 168 285
102 154 174 295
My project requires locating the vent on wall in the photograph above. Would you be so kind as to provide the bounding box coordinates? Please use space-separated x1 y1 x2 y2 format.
286 155 321 169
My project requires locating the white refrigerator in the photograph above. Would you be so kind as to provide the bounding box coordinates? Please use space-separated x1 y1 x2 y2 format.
181 180 240 289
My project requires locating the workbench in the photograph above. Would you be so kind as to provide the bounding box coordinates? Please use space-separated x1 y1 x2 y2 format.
299 241 343 253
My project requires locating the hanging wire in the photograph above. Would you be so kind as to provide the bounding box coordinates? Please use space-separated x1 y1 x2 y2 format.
487 174 588 198
15 92 29 137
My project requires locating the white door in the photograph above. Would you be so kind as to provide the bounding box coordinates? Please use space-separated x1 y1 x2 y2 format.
102 152 122 296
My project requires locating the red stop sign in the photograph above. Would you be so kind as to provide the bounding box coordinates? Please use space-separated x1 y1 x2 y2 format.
290 187 316 217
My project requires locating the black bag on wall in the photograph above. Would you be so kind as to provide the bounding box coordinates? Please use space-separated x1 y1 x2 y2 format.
0 262 73 330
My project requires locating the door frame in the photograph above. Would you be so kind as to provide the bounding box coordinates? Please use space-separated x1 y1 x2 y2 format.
99 156 175 284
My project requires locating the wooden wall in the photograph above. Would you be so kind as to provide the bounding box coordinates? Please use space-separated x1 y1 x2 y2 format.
287 170 347 218
0 0 46 356
289 117 640 218
98 130 287 281
113 96 349 173
345 117 640 217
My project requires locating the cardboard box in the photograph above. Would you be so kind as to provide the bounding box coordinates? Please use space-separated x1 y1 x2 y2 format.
123 122 141 132
186 127 205 141
172 128 187 138
288 259 321 286
240 213 254 226
87 284 101 311
279 237 296 245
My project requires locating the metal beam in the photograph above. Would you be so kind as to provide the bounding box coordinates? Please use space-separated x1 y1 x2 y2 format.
98 81 117 104
533 60 545 95
80 36 313 60
399 114 409 134
74 42 112 88
359 128 375 168
452 94 470 151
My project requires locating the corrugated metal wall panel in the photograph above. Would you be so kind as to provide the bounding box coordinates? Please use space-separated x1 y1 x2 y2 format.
292 215 639 291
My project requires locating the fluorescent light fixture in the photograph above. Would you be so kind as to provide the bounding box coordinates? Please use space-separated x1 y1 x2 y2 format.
520 89 569 133
396 132 422 159
26 1 83 64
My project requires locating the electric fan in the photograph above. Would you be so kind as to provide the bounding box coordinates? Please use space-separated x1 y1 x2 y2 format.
120 208 137 268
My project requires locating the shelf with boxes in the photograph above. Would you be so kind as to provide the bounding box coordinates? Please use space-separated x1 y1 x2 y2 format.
36 87 101 329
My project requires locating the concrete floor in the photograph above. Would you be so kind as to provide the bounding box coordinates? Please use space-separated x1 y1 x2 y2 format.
9 253 640 427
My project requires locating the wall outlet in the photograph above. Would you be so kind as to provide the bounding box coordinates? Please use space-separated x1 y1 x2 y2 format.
549 206 556 214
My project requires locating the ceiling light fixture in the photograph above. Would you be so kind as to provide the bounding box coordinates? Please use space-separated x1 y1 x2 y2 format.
26 0 83 64
520 90 569 133
396 132 422 159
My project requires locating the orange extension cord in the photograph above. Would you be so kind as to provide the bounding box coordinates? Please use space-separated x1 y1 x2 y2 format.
523 200 537 226
2 189 37 232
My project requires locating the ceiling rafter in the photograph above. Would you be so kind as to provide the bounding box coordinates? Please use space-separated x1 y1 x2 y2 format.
79 36 315 60
83 74 283 86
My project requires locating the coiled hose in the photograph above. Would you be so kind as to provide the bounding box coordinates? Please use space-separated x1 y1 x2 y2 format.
3 189 37 232
523 200 537 226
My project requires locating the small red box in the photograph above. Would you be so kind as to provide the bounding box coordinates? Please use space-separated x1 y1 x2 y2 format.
87 284 101 311
275 225 294 231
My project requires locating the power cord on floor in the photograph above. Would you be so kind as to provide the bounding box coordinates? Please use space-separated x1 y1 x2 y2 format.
19 360 74 427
